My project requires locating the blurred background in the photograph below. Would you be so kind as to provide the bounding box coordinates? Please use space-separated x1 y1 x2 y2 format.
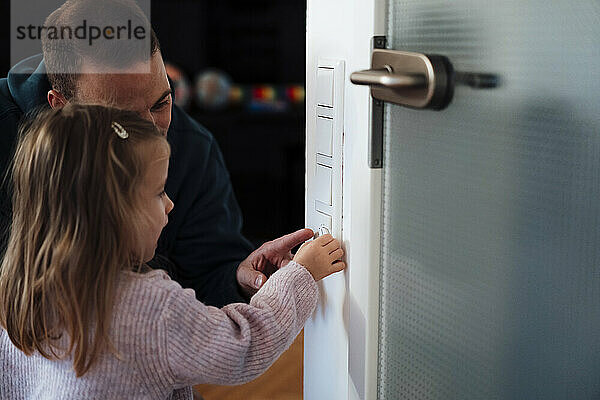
0 0 307 248
0 1 307 399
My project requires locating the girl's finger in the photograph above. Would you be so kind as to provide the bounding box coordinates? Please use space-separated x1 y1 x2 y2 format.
324 239 340 254
315 233 334 246
329 248 344 260
331 260 346 273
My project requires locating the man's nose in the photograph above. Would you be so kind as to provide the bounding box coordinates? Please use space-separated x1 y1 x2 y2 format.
165 194 174 214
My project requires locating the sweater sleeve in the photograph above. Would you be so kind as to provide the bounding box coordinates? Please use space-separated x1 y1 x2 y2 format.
161 261 318 386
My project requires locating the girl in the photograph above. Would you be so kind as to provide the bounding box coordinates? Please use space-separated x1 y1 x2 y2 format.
0 104 345 399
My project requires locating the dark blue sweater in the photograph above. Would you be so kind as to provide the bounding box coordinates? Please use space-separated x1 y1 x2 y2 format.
0 55 254 307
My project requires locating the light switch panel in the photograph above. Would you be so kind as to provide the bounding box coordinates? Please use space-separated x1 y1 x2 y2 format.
314 211 332 233
310 59 344 243
316 67 334 107
315 164 332 205
316 116 334 157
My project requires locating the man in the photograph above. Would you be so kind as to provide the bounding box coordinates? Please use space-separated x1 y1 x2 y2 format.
0 0 313 307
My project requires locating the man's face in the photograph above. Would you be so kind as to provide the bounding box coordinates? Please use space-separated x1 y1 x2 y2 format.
73 52 172 135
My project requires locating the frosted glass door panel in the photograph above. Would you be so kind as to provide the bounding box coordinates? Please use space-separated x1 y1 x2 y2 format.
378 1 600 399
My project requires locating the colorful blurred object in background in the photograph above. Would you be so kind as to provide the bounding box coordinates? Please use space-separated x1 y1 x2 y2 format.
286 85 305 104
168 64 305 113
195 69 233 110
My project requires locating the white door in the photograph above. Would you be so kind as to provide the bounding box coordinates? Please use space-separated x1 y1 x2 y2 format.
305 0 600 399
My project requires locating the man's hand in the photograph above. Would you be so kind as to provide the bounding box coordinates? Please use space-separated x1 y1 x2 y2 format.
236 228 314 299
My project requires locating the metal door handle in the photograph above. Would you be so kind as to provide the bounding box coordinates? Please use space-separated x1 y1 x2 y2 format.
350 49 454 110
350 66 427 89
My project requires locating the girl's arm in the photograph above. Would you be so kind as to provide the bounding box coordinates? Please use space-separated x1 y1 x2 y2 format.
160 260 318 386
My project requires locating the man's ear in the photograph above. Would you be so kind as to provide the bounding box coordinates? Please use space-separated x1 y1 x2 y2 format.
47 90 68 109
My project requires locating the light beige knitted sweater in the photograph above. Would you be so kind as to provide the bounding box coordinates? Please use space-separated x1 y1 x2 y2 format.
0 261 317 399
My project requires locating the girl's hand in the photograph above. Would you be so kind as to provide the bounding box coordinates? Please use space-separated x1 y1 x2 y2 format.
293 234 345 281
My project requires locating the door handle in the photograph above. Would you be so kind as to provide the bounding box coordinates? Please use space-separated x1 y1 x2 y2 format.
350 49 454 110
350 66 427 89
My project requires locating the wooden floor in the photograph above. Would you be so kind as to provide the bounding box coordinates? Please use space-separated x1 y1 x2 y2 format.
194 331 304 400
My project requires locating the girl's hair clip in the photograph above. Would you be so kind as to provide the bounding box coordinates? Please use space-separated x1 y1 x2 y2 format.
111 121 129 139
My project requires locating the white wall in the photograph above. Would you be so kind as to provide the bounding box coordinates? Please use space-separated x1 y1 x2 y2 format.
304 1 385 399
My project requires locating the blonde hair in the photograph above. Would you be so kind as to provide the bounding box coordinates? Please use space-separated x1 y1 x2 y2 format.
0 103 169 376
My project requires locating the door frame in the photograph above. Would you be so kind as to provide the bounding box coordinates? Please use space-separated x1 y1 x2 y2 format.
304 1 386 399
